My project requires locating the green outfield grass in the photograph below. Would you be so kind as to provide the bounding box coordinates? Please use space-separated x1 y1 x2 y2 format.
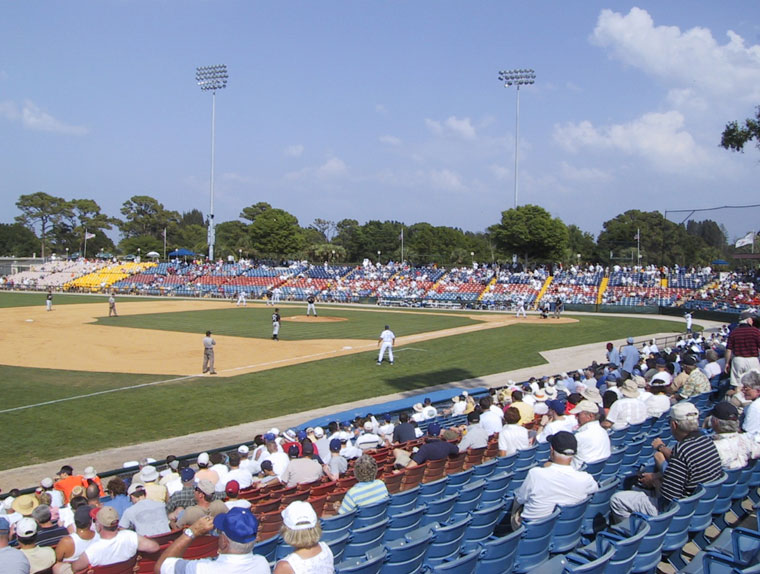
0 291 144 308
92 306 481 339
0 300 683 470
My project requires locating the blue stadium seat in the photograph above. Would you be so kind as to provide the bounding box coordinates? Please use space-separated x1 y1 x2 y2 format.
421 492 459 527
529 538 616 574
598 448 625 483
608 501 680 574
479 472 513 507
422 516 473 566
461 500 507 547
493 453 517 474
381 529 433 574
689 473 728 550
253 534 280 563
321 508 357 542
327 531 352 565
661 486 705 570
451 479 486 521
424 549 480 574
384 506 426 543
580 459 606 482
418 477 449 506
591 518 650 574
354 498 391 529
712 467 741 531
471 459 497 480
343 518 389 560
512 507 562 573
389 485 420 516
444 469 475 495
335 548 387 574
551 497 592 554
581 477 620 543
461 525 524 574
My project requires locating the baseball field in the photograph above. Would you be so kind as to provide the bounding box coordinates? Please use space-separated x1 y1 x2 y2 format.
0 291 685 471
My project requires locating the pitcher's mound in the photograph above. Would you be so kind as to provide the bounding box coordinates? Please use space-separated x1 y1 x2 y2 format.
284 316 348 323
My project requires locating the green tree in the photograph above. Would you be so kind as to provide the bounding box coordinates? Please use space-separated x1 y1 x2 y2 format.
240 202 272 224
118 196 180 239
214 220 251 259
686 220 726 250
333 219 364 262
488 204 568 264
309 218 336 243
180 209 205 227
67 199 115 254
721 106 760 152
15 192 73 258
248 208 305 257
566 224 598 264
0 223 39 256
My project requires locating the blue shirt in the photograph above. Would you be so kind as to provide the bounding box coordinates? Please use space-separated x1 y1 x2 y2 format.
620 344 640 373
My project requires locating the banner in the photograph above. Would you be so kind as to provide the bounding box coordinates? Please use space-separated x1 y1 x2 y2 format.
735 232 754 248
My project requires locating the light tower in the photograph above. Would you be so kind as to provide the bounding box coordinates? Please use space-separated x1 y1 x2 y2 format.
498 68 535 208
196 64 228 261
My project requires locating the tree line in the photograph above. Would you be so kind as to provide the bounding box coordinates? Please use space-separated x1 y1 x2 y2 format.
1 192 749 268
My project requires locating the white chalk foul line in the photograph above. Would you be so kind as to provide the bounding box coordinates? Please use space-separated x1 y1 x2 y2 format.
0 342 381 414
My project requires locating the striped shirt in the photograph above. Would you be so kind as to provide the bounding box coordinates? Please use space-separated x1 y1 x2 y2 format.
727 324 760 358
660 431 722 503
338 480 389 514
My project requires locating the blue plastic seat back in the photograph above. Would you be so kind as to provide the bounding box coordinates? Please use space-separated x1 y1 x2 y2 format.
713 468 741 516
620 436 646 469
383 506 426 543
471 458 498 480
483 470 512 492
609 428 628 447
421 492 459 527
513 507 562 573
534 441 551 464
426 516 473 566
689 473 727 534
343 517 390 560
551 497 591 554
598 447 625 482
335 548 387 574
327 531 352 564
275 540 296 561
354 498 391 530
253 534 280 562
507 466 531 492
418 477 449 506
494 453 517 474
462 500 507 546
733 462 754 502
702 550 760 574
451 480 486 520
581 459 606 481
581 477 620 538
426 549 480 574
383 531 433 574
479 474 512 507
596 519 651 574
465 525 524 574
514 445 538 471
621 502 680 573
322 507 357 540
562 539 616 574
444 469 475 495
388 485 420 516
662 486 704 553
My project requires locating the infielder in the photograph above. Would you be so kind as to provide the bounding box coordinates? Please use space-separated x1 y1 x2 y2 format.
202 330 217 374
236 290 247 307
684 311 693 334
515 295 527 318
45 291 53 311
108 294 118 317
272 287 282 304
272 308 281 341
306 294 317 317
377 325 395 365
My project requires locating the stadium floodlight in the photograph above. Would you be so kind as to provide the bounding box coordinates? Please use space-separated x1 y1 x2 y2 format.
498 68 535 208
196 64 228 261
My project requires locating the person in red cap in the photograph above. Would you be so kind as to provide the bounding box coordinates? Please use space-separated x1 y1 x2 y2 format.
155 508 269 573
223 480 251 511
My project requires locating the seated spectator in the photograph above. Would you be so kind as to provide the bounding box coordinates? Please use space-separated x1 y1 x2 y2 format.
31 505 68 547
71 507 159 570
119 484 171 536
602 380 648 430
512 432 598 522
535 399 575 443
194 453 219 486
391 412 416 445
53 466 86 505
498 407 530 457
166 468 196 521
38 477 64 509
532 389 549 416
323 439 348 481
0 516 30 574
743 370 760 437
54 505 99 571
82 466 105 497
225 452 253 490
15 517 55 574
103 477 131 519
610 402 723 522
422 397 438 419
223 481 251 511
274 501 333 574
393 423 458 468
674 355 711 400
156 508 269 574
253 460 280 489
264 439 290 479
174 481 227 529
703 349 722 380
355 421 382 451
509 390 534 426
282 445 323 488
708 402 754 469
570 400 611 469
479 397 503 436
645 379 671 418
136 465 168 504
457 411 489 452
338 455 389 515
411 403 426 423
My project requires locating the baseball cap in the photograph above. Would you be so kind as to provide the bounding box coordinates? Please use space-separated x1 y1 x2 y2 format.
195 480 215 496
711 402 739 421
213 507 259 543
427 423 441 436
260 460 273 472
16 517 38 538
225 480 240 497
74 505 93 526
297 430 307 441
363 421 373 431
671 401 700 422
197 452 210 466
237 445 250 455
313 427 325 438
627 337 634 344
329 438 342 452
40 477 54 489
0 517 10 534
467 411 480 424
655 357 667 366
548 431 578 455
180 467 196 482
740 309 757 321
281 500 318 530
127 483 146 496
287 445 300 457
263 433 276 442
570 400 599 415
96 506 120 527
546 399 566 415
681 355 697 366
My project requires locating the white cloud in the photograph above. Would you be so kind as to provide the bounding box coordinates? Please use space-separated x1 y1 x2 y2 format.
379 135 402 146
0 100 20 121
21 100 88 135
317 157 347 178
591 8 760 104
559 161 612 183
489 164 510 181
553 110 708 173
375 104 388 114
429 168 465 191
425 116 477 140
284 144 304 157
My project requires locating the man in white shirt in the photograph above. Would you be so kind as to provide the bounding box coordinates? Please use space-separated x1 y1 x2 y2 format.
225 453 253 490
513 432 598 521
498 407 530 457
355 422 382 451
377 325 395 365
603 380 648 430
479 397 503 436
741 370 760 437
570 400 611 469
535 400 576 443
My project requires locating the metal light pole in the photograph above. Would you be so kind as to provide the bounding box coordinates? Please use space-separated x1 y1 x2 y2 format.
498 69 535 208
196 64 228 261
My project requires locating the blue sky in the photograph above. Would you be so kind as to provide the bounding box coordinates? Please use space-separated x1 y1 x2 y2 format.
2 1 760 243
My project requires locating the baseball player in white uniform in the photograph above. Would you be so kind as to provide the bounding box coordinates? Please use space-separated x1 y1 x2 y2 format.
236 290 247 307
272 308 281 341
377 325 395 365
515 295 527 318
684 311 693 334
306 294 317 317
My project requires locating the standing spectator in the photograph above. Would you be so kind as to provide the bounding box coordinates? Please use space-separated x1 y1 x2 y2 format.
620 337 640 380
274 501 333 574
53 466 86 505
156 509 269 574
338 455 389 515
498 407 531 457
606 342 620 367
0 516 29 574
725 309 760 387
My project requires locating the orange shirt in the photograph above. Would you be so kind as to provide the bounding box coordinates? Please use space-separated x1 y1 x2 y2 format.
54 475 86 504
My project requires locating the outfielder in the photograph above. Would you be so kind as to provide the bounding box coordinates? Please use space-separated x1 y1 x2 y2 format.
306 294 317 317
377 325 395 365
272 308 281 341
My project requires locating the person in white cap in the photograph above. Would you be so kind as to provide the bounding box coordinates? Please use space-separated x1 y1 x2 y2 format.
602 380 648 430
570 400 611 469
119 483 171 537
355 422 382 451
194 453 219 485
275 500 333 574
16 516 55 573
39 477 63 508
138 465 167 503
